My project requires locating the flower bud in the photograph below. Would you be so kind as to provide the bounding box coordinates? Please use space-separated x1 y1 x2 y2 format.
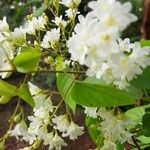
14 114 21 123
0 96 11 104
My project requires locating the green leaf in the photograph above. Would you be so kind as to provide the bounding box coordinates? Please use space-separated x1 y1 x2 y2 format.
139 128 150 137
85 76 143 99
57 73 76 113
141 40 150 47
127 86 143 100
125 105 150 130
0 80 17 97
18 84 35 107
13 46 41 73
85 116 104 146
125 106 145 129
131 67 150 89
137 136 150 144
71 80 137 107
142 113 150 129
84 76 107 85
117 143 124 150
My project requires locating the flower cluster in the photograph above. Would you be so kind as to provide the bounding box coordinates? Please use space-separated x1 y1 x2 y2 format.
60 0 81 19
9 83 84 150
0 17 15 78
0 13 48 78
84 107 132 149
53 114 84 140
68 0 150 89
41 28 60 49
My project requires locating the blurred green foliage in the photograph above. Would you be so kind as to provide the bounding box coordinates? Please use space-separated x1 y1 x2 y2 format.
0 0 43 29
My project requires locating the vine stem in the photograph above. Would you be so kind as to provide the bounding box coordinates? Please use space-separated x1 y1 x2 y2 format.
0 70 86 74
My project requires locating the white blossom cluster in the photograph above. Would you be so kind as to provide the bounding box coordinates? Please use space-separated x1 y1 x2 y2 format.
0 0 82 79
9 82 84 150
0 17 15 78
84 107 132 149
0 14 48 78
41 28 60 49
53 114 84 140
68 0 150 89
60 0 81 19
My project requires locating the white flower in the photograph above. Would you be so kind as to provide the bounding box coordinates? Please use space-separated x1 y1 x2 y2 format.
118 38 133 53
33 94 53 113
1 40 14 60
88 0 137 31
0 17 9 32
9 120 28 139
11 27 26 45
60 0 81 8
0 33 6 42
111 40 150 89
9 120 36 144
84 107 98 118
101 140 117 150
52 114 70 133
36 125 48 139
97 108 132 145
0 61 13 78
68 14 118 66
65 9 79 19
48 133 67 150
53 16 67 28
62 121 84 140
28 116 43 132
41 28 60 49
43 132 54 146
33 108 50 124
25 14 48 35
0 41 15 78
28 82 41 96
69 15 150 89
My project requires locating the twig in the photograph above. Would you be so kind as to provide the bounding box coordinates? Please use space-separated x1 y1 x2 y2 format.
132 136 142 150
0 70 86 74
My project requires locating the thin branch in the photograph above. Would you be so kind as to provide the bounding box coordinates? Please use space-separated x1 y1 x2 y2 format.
132 136 142 150
0 70 86 74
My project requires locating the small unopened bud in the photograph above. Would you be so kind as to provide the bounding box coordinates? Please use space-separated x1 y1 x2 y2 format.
14 114 21 123
27 14 33 20
45 56 54 64
0 96 11 104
